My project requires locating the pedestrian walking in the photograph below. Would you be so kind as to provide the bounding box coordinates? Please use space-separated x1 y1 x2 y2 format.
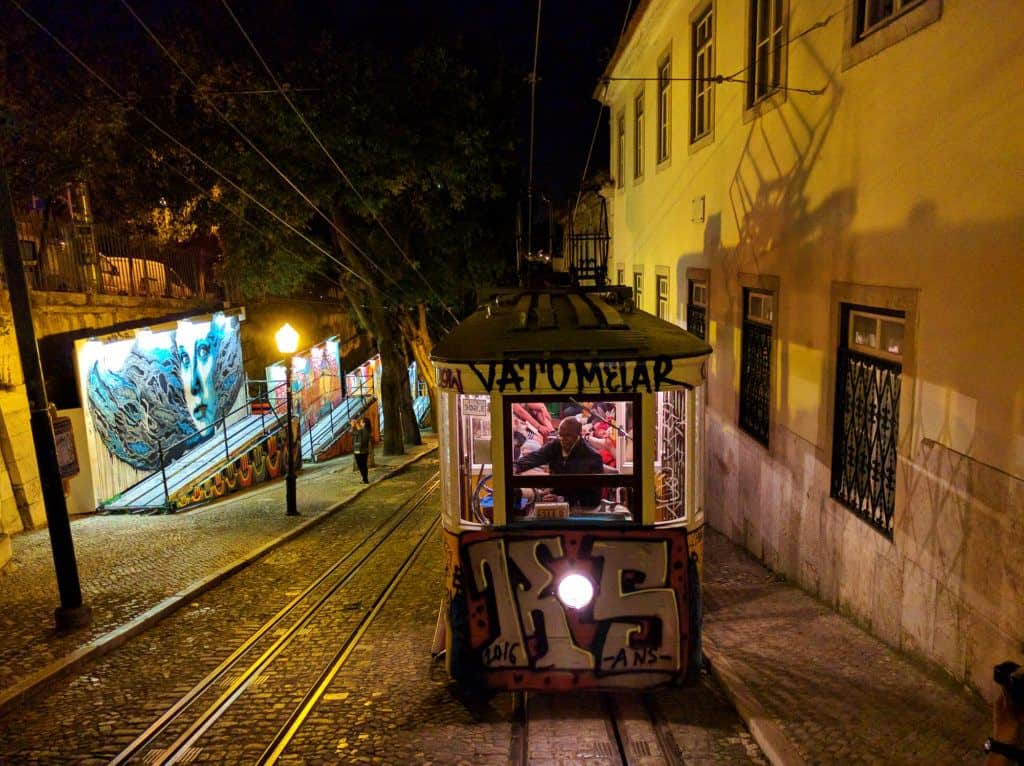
351 417 371 484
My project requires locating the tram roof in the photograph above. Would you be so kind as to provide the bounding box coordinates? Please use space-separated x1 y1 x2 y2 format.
432 286 712 364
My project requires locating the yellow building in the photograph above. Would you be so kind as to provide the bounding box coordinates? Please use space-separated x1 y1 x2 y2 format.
599 0 1024 696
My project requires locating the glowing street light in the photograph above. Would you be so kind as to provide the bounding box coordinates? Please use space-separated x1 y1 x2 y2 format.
275 323 299 516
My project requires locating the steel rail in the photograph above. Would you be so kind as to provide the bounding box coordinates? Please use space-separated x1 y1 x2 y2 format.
158 480 439 765
513 691 686 765
258 514 442 765
110 473 439 765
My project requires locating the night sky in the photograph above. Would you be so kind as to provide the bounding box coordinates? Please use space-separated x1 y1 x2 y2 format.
11 0 631 208
272 0 632 203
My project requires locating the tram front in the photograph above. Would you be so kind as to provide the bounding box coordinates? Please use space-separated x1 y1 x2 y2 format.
431 286 712 691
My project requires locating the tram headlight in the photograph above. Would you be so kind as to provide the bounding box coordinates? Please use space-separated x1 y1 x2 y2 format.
557 573 594 610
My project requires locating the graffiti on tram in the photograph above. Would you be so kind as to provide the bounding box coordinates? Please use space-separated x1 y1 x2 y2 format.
443 528 697 690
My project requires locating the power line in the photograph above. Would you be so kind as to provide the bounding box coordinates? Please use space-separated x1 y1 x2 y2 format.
601 75 827 96
8 0 375 292
525 0 543 262
17 52 358 304
572 0 634 229
116 0 406 299
219 0 459 327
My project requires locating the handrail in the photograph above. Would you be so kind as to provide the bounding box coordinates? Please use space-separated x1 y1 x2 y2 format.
154 381 288 477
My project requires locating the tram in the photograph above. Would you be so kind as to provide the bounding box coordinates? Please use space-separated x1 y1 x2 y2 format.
431 284 712 691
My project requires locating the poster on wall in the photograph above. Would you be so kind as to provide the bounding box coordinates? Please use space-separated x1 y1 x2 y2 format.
76 311 246 505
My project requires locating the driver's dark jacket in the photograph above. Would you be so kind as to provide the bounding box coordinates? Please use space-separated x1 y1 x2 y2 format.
514 438 604 507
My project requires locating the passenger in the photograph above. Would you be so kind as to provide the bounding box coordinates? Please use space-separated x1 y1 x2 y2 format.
514 418 603 507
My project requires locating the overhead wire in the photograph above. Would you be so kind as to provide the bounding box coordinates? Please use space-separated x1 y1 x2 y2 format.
219 0 459 326
525 0 543 261
7 0 376 292
571 0 634 229
115 0 409 300
15 45 359 304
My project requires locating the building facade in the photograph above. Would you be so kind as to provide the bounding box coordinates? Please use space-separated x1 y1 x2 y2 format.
599 0 1024 696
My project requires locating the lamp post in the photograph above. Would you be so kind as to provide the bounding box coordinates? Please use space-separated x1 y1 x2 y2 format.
275 323 299 516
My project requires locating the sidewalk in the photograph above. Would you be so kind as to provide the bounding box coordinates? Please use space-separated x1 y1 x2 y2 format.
702 527 989 765
0 436 438 714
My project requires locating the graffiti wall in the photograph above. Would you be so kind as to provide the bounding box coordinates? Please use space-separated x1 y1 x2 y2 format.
444 526 699 691
266 337 343 429
76 312 246 505
167 423 300 511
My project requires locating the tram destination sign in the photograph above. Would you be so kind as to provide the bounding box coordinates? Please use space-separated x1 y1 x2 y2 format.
436 355 703 395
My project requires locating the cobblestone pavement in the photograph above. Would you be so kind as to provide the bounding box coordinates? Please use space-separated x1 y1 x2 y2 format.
702 528 990 765
0 437 438 706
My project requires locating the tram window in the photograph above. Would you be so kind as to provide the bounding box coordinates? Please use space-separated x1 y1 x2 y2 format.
655 390 687 522
507 397 638 523
457 394 493 525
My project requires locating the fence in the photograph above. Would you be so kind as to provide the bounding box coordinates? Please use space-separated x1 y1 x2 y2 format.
12 220 218 300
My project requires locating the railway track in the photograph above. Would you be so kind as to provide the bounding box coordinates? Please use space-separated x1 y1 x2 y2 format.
110 474 440 765
512 690 685 766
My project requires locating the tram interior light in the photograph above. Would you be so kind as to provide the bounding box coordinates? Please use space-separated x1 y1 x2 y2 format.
557 573 594 610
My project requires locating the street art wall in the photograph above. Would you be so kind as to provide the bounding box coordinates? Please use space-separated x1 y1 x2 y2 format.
443 527 699 691
76 311 246 505
266 336 343 429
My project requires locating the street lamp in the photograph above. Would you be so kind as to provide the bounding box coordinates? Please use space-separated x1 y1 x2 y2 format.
275 323 299 516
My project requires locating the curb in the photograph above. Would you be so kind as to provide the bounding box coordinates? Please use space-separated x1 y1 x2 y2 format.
703 636 807 766
0 446 437 716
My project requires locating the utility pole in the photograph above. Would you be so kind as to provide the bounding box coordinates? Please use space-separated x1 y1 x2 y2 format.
0 154 91 631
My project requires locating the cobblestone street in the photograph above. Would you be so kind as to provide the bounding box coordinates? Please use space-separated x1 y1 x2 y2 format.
0 454 759 765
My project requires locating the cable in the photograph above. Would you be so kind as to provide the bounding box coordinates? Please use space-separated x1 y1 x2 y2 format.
8 0 376 292
219 0 459 326
25 67 357 302
116 0 405 298
571 0 635 230
525 0 543 262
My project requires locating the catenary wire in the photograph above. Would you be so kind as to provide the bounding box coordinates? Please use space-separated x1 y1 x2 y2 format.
219 0 459 326
20 63 364 306
116 0 409 299
571 0 634 229
525 0 543 260
7 0 375 292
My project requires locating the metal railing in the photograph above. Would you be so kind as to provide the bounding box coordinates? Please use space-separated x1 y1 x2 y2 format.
149 383 288 508
12 220 220 300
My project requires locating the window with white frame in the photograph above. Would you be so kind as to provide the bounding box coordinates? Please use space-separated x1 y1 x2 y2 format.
748 0 786 106
691 7 714 143
633 271 643 310
657 54 671 163
617 267 625 286
656 274 669 319
616 113 625 188
633 91 645 179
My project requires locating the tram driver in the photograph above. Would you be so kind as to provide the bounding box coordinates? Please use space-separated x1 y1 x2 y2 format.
513 416 604 509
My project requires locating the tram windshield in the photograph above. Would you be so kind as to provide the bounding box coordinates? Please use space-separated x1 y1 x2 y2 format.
507 397 637 523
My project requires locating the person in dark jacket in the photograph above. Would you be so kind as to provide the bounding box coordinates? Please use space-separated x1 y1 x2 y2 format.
351 417 371 483
514 417 603 507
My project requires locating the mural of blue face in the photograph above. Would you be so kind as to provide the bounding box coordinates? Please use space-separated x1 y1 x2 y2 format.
86 314 245 470
177 323 217 432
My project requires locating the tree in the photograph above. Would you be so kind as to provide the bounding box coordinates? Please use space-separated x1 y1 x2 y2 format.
197 34 519 453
